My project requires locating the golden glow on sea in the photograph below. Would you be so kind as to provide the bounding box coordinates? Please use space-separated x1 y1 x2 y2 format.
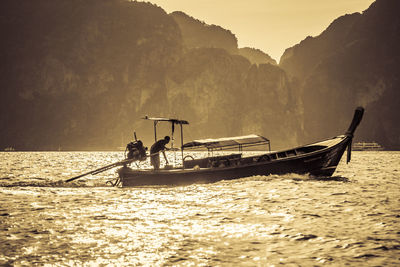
1 151 400 265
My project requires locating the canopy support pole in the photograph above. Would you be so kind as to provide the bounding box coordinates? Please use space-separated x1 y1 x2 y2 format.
153 121 157 142
180 123 184 166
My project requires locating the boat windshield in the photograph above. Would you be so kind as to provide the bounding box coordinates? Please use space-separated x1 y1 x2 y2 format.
182 134 270 151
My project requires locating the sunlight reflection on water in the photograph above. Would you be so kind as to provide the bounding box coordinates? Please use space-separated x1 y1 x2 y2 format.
0 151 399 266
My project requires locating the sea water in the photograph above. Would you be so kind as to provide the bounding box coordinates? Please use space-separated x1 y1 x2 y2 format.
0 151 399 266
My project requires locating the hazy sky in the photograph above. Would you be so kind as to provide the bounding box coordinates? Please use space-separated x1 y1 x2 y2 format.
144 0 375 62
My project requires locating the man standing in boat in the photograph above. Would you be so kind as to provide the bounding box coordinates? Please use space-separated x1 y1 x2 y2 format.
150 136 170 170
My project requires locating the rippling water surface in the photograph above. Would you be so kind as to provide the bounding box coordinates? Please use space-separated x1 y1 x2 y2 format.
0 151 399 266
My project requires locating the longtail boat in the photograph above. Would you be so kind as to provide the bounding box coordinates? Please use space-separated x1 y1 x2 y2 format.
117 107 364 186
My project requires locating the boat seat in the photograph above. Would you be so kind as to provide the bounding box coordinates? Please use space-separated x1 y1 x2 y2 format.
183 158 209 169
183 153 242 169
208 153 242 168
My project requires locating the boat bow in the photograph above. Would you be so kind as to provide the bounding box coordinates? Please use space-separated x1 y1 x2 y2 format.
345 107 365 163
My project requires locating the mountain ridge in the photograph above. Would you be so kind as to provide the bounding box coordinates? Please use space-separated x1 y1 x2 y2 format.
280 0 400 149
0 0 398 150
0 0 298 150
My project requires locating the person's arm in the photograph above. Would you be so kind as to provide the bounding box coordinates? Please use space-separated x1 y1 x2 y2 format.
162 150 169 164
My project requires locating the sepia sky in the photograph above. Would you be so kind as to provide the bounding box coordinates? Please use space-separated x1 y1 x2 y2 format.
144 0 375 62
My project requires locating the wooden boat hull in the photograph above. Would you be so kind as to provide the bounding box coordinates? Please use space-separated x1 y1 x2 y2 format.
119 107 363 187
119 135 350 186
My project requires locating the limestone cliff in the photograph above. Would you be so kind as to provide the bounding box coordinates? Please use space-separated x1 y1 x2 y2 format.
170 11 238 53
170 11 277 66
280 0 400 149
0 0 300 150
238 47 277 65
165 48 299 149
0 0 182 150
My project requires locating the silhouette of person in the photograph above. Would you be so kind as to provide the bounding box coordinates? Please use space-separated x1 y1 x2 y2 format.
150 136 170 170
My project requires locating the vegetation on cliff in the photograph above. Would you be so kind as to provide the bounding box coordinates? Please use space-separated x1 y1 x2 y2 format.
280 0 400 149
0 0 297 150
1 0 397 150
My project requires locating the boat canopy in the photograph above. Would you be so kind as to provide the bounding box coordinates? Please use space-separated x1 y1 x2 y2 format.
142 116 189 125
182 134 270 151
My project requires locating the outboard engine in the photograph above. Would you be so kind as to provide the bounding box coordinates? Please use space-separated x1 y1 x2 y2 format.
126 140 147 161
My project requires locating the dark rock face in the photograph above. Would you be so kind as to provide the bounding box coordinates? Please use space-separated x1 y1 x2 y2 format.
0 0 299 150
3 0 397 151
238 47 277 66
0 0 183 150
171 11 277 65
166 48 299 149
280 0 400 149
170 11 238 54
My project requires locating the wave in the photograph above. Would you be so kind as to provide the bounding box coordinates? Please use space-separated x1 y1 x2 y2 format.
309 176 350 182
0 173 351 188
233 173 350 183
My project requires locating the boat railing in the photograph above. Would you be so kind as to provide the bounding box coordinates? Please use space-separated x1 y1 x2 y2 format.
295 145 327 154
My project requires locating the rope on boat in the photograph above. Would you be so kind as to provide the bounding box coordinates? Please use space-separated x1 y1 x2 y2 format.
106 177 121 187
